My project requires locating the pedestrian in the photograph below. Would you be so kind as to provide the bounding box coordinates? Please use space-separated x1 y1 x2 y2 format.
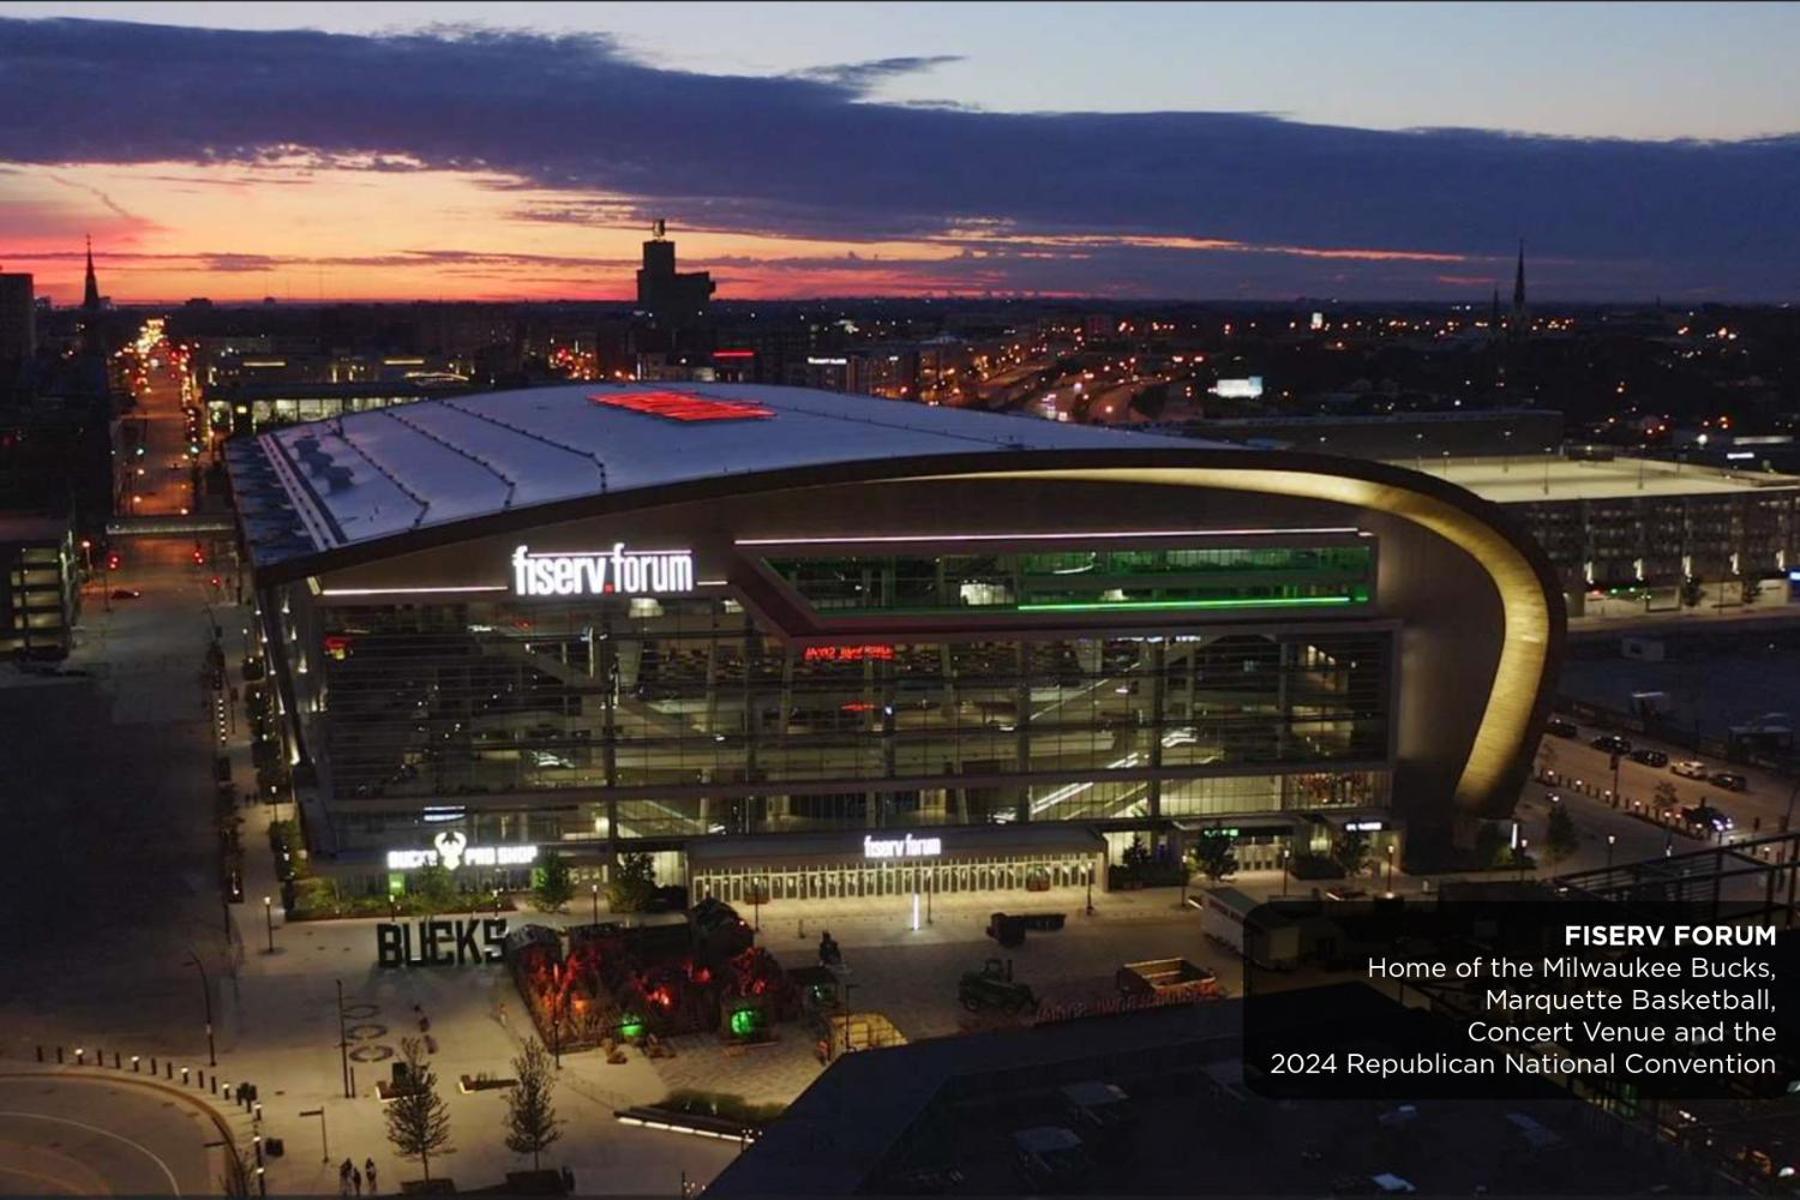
339 1158 353 1196
495 999 509 1027
353 1166 363 1195
365 1158 377 1195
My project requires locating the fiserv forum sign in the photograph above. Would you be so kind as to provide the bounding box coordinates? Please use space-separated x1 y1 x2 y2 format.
512 543 695 598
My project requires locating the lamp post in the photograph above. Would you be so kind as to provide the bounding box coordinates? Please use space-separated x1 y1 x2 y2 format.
185 952 216 1066
1084 865 1094 916
1518 838 1531 883
1281 846 1290 896
335 979 350 1099
1384 844 1395 894
1607 833 1617 869
263 896 274 954
590 882 599 926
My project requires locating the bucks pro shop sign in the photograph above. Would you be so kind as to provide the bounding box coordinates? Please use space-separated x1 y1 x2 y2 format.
377 918 509 968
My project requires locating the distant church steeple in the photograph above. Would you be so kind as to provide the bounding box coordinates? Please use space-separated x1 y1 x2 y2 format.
1509 239 1527 340
82 235 101 312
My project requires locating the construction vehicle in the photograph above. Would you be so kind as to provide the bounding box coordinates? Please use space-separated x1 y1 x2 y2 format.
958 958 1039 1013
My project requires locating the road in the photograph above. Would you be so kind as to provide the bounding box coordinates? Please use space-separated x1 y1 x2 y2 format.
1533 722 1795 839
0 1075 218 1196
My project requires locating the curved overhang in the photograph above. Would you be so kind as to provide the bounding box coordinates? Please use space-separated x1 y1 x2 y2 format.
248 445 1564 813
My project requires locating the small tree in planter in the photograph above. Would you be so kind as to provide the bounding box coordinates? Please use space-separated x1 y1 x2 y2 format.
1193 831 1238 884
504 1041 562 1171
605 851 656 913
386 1037 452 1182
414 864 456 913
1332 830 1371 879
533 849 574 913
1473 822 1508 870
1544 801 1579 866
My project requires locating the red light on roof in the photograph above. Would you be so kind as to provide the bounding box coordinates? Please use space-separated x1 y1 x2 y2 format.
590 390 773 422
712 349 756 359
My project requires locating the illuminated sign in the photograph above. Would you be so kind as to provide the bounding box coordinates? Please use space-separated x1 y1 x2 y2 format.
386 831 540 871
863 833 943 860
1344 820 1385 833
512 544 695 598
377 918 509 967
803 644 895 663
589 391 773 422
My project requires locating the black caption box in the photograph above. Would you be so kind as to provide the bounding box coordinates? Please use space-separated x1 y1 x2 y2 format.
1241 899 1798 1100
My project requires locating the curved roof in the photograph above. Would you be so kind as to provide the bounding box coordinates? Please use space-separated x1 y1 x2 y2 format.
226 382 1221 566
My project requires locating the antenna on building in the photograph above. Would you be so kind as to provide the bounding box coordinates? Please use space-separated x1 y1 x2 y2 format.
652 218 667 240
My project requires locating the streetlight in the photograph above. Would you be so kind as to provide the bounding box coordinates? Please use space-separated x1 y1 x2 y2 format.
590 882 599 926
1384 844 1395 894
184 952 216 1066
1607 833 1617 869
263 897 274 954
1280 847 1290 897
1084 864 1094 916
335 979 351 1099
1518 838 1530 883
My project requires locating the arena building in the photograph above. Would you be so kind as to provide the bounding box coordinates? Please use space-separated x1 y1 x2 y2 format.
225 384 1563 903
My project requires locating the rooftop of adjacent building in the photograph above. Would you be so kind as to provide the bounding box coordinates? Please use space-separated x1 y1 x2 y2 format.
225 382 1225 567
1384 452 1800 505
707 986 1687 1198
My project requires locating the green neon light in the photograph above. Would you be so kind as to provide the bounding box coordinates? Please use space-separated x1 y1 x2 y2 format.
1017 595 1358 613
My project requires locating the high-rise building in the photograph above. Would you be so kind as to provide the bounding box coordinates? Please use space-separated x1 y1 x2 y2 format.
635 219 714 334
0 270 34 364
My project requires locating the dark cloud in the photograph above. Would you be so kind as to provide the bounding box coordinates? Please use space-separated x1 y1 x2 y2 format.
1 17 1798 296
789 55 963 92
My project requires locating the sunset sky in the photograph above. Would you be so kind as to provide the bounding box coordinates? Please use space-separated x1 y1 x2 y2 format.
4 2 1800 305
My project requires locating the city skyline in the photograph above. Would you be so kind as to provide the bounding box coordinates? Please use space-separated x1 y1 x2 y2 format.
4 3 1800 304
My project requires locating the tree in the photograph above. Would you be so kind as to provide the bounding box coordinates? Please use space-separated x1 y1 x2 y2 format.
387 1037 452 1182
533 849 574 913
1653 779 1680 816
1544 801 1579 866
605 851 656 914
1122 836 1152 871
504 1041 563 1170
1332 830 1371 879
1473 822 1508 870
1681 576 1705 608
1742 575 1761 606
414 864 456 912
1192 832 1238 883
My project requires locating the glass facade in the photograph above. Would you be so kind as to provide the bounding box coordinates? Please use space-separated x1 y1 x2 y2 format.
765 544 1374 616
309 579 1393 848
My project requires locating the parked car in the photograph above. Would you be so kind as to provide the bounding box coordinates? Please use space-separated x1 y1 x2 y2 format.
1629 748 1670 768
1681 804 1734 833
110 588 142 599
1672 760 1711 780
1589 734 1632 754
1544 717 1579 739
1711 771 1749 792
